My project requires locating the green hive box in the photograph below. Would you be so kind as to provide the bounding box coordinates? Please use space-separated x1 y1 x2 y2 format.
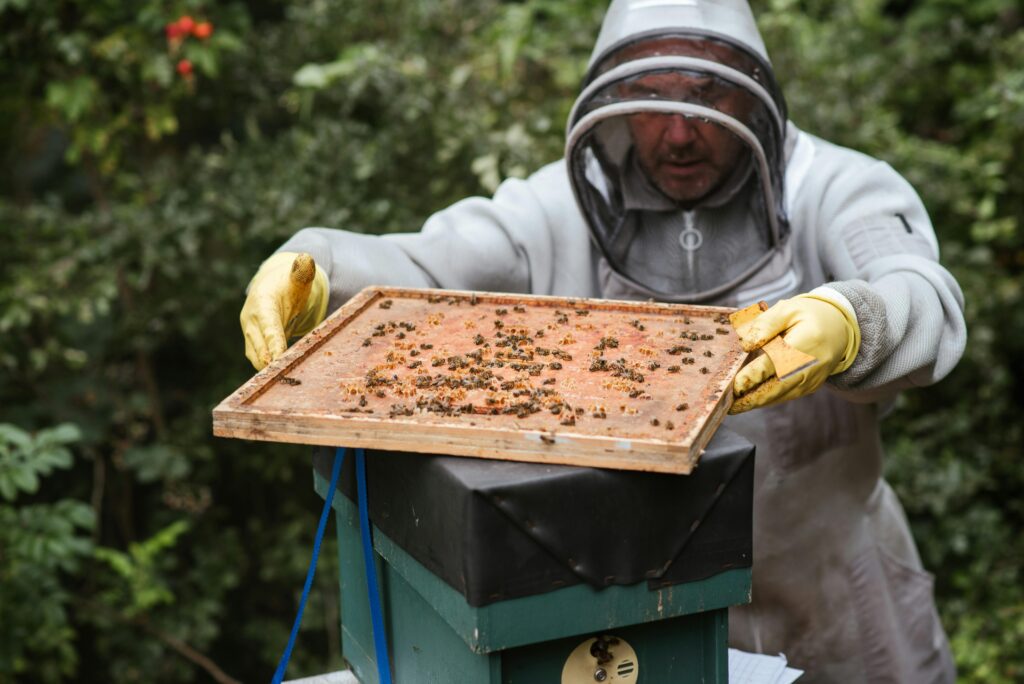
312 429 754 684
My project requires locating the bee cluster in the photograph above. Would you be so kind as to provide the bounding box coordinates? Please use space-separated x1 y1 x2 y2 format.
327 295 736 438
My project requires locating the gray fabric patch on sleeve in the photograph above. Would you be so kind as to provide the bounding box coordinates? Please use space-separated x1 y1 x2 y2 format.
842 215 936 271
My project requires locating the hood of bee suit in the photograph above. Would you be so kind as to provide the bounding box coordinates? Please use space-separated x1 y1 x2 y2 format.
565 0 789 302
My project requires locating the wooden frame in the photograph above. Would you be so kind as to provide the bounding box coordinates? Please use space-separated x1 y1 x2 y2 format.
213 287 747 474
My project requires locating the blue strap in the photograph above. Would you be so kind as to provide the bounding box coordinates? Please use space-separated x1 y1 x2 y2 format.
271 447 346 684
356 448 394 684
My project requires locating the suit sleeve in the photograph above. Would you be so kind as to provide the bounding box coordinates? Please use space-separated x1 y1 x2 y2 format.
276 165 567 313
810 158 967 402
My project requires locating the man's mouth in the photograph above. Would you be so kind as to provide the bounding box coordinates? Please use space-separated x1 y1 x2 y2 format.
661 158 706 174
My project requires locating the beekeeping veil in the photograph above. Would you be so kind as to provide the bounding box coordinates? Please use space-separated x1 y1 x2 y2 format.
566 0 788 301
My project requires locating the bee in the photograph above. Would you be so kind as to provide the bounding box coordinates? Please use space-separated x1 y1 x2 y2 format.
648 361 661 371
495 308 508 316
280 376 301 386
513 305 526 313
700 367 709 374
675 403 688 411
362 338 372 347
379 299 393 309
539 434 556 445
665 421 674 430
420 343 433 350
575 309 589 316
549 361 563 370
560 416 576 426
667 365 681 373
716 327 729 335
704 350 714 357
650 418 660 427
469 293 479 306
359 395 367 407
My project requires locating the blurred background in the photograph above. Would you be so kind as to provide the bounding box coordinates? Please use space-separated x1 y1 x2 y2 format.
1 0 1021 681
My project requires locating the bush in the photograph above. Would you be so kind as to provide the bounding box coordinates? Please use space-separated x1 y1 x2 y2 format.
1 0 1020 681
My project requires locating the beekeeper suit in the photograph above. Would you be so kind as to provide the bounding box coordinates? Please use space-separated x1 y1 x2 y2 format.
240 1 965 681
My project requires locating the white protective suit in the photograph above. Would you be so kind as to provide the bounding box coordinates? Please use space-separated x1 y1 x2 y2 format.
277 1 966 681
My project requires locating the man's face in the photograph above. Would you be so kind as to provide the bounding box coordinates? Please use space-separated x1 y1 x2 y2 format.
624 72 749 205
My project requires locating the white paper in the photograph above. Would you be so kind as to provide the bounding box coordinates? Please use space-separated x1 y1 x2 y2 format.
777 670 804 684
728 648 803 684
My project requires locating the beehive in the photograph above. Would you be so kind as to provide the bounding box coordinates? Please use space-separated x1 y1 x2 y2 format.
213 287 747 473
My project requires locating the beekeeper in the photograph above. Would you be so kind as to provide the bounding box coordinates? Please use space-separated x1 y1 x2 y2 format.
239 1 965 681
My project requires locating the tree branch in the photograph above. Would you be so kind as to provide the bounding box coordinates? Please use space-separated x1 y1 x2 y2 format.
137 619 243 684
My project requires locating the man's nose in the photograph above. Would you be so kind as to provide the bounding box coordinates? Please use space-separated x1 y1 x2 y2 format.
662 114 699 146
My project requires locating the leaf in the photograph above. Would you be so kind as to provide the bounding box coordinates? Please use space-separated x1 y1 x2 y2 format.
0 476 15 501
0 423 32 451
11 466 38 494
44 423 81 444
44 76 99 122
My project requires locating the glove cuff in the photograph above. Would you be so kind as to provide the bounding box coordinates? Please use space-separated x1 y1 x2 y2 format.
795 291 862 374
289 265 329 337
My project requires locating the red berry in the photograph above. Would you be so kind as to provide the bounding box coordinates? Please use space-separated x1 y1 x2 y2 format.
177 15 195 34
165 22 184 39
193 21 213 39
176 59 193 76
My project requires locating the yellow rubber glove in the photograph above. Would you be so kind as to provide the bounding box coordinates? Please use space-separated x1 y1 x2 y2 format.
240 252 329 370
729 293 861 414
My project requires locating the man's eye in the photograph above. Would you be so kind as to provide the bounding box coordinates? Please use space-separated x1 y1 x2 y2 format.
625 85 659 98
692 81 714 97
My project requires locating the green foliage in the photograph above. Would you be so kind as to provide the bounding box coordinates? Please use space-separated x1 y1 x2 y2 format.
94 520 191 617
0 425 93 681
0 0 1020 681
0 0 245 180
0 423 79 500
